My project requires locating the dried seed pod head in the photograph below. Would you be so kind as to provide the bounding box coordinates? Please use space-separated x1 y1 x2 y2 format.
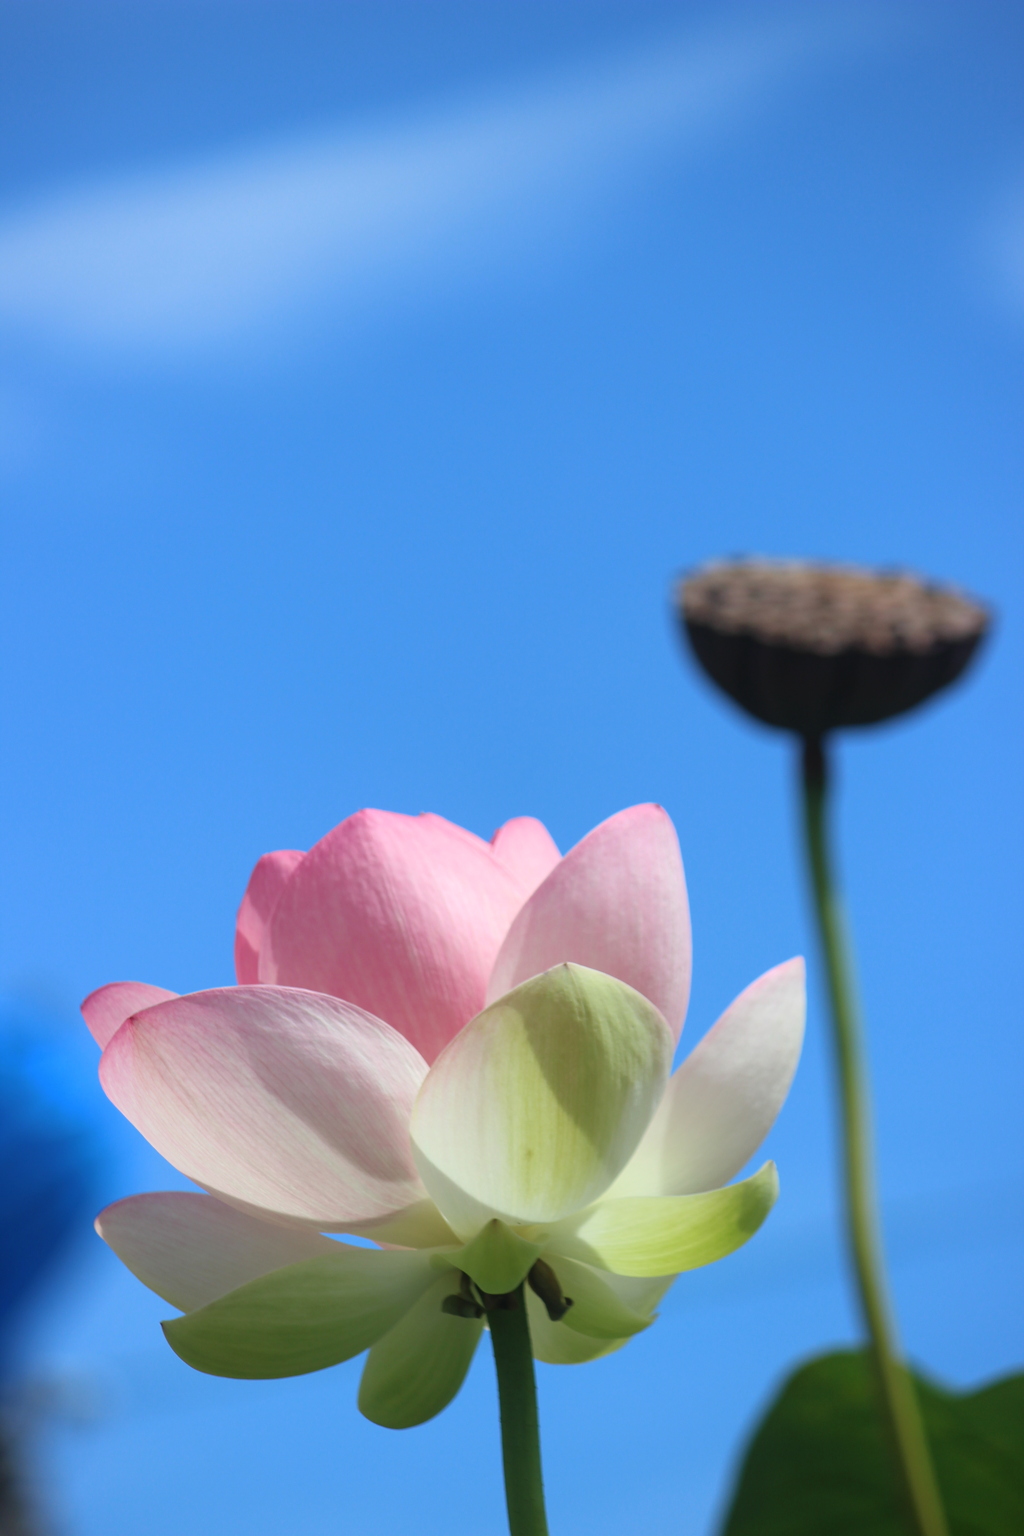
678 559 989 738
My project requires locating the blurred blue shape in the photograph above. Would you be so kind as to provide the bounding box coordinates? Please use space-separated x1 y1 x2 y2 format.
0 1002 102 1381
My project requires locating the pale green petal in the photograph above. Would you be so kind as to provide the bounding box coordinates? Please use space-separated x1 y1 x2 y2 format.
598 1270 677 1318
524 1288 630 1365
344 1198 458 1249
162 1245 437 1379
403 1152 513 1250
546 1162 778 1277
541 1254 653 1340
454 1219 543 1295
411 964 673 1233
358 1273 483 1428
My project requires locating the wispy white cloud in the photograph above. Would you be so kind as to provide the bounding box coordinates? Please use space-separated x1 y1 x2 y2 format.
0 8 881 363
983 177 1024 320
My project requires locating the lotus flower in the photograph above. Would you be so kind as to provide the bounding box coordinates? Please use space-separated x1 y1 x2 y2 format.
83 805 804 1429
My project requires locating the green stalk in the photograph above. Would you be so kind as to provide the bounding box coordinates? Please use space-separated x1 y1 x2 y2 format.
487 1285 550 1536
800 736 948 1536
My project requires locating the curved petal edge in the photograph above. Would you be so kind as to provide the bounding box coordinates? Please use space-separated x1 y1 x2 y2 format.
100 985 428 1229
486 805 691 1040
609 958 805 1198
82 981 178 1050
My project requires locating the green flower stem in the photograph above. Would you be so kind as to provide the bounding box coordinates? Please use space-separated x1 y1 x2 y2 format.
800 736 948 1536
487 1285 550 1536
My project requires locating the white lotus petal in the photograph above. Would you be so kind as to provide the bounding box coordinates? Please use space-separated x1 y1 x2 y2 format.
608 960 805 1197
411 964 672 1235
96 1191 338 1311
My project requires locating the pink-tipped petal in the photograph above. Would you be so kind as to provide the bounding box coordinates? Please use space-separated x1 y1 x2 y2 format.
81 982 179 1050
96 1191 339 1312
489 817 561 895
234 849 305 984
99 985 429 1229
259 809 530 1062
486 805 692 1040
608 959 806 1198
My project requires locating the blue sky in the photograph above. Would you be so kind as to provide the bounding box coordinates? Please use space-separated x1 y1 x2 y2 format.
0 2 1021 1532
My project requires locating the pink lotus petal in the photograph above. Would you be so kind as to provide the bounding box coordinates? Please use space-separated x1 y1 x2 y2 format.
486 805 692 1040
489 817 561 895
99 985 429 1229
81 981 179 1050
96 1191 339 1311
258 809 530 1062
234 849 305 984
415 812 491 853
